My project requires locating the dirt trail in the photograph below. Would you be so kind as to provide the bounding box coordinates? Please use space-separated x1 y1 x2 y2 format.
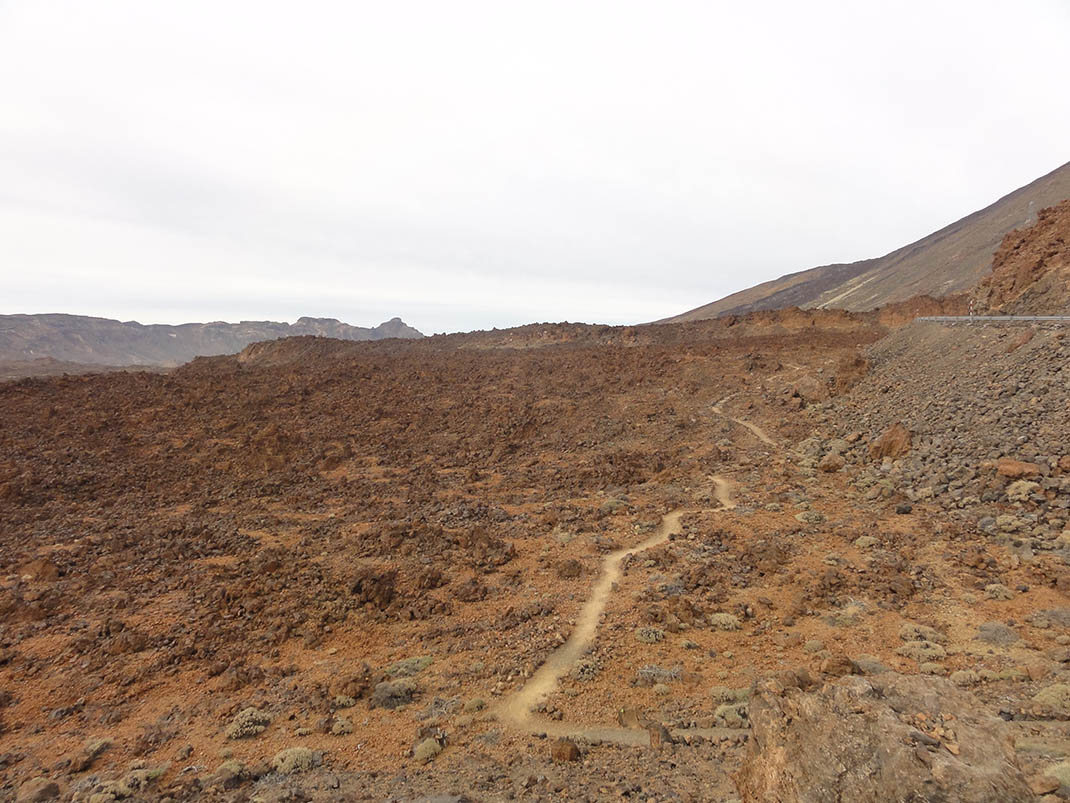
497 476 735 739
712 394 776 446
496 364 799 742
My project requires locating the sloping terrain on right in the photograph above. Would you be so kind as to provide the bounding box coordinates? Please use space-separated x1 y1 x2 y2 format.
666 160 1070 321
972 199 1070 314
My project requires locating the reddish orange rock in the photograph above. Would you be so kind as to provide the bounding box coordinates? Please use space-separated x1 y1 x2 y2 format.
869 423 911 460
551 738 580 762
820 654 859 677
16 559 59 582
997 458 1042 478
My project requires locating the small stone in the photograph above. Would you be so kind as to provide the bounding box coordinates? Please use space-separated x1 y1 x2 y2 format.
818 453 845 473
551 738 581 762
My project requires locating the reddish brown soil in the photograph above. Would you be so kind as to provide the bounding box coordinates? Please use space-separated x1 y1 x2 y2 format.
1 312 1066 801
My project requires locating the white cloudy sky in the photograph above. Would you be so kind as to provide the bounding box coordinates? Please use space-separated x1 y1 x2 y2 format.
2 1 1068 334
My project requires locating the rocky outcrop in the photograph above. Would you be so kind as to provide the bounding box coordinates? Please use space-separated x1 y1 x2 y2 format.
738 673 1033 802
973 199 1070 315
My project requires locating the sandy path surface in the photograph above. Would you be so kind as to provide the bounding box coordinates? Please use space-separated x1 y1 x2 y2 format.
496 476 736 741
712 394 776 446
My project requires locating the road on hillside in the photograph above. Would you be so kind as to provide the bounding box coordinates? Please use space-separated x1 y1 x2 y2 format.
918 315 1070 323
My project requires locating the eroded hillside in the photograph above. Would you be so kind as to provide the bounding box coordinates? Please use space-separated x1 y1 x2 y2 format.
973 200 1070 315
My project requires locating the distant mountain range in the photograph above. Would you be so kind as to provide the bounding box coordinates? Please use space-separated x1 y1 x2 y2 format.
0 314 423 367
664 160 1070 321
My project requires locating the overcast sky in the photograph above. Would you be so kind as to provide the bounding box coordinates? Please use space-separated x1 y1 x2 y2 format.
2 1 1068 334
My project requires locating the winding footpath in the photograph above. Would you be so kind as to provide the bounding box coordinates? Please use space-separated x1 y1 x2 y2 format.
495 365 805 743
712 394 776 447
496 477 736 743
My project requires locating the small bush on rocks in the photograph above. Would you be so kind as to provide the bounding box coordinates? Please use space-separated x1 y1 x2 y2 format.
225 707 272 740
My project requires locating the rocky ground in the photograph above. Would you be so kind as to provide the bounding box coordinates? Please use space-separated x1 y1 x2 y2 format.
3 308 1070 801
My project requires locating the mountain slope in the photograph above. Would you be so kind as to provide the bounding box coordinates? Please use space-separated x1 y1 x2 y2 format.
0 314 423 367
665 160 1070 322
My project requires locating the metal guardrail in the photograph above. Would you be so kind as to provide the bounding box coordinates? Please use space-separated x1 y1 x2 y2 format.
917 315 1070 322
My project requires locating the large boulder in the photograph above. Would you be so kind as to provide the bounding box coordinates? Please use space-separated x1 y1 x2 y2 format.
737 672 1032 803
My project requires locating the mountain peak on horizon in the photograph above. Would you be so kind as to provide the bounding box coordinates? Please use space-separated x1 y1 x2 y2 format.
0 313 423 368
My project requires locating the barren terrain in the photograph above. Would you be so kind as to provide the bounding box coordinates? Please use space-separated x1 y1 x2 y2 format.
3 302 1070 801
